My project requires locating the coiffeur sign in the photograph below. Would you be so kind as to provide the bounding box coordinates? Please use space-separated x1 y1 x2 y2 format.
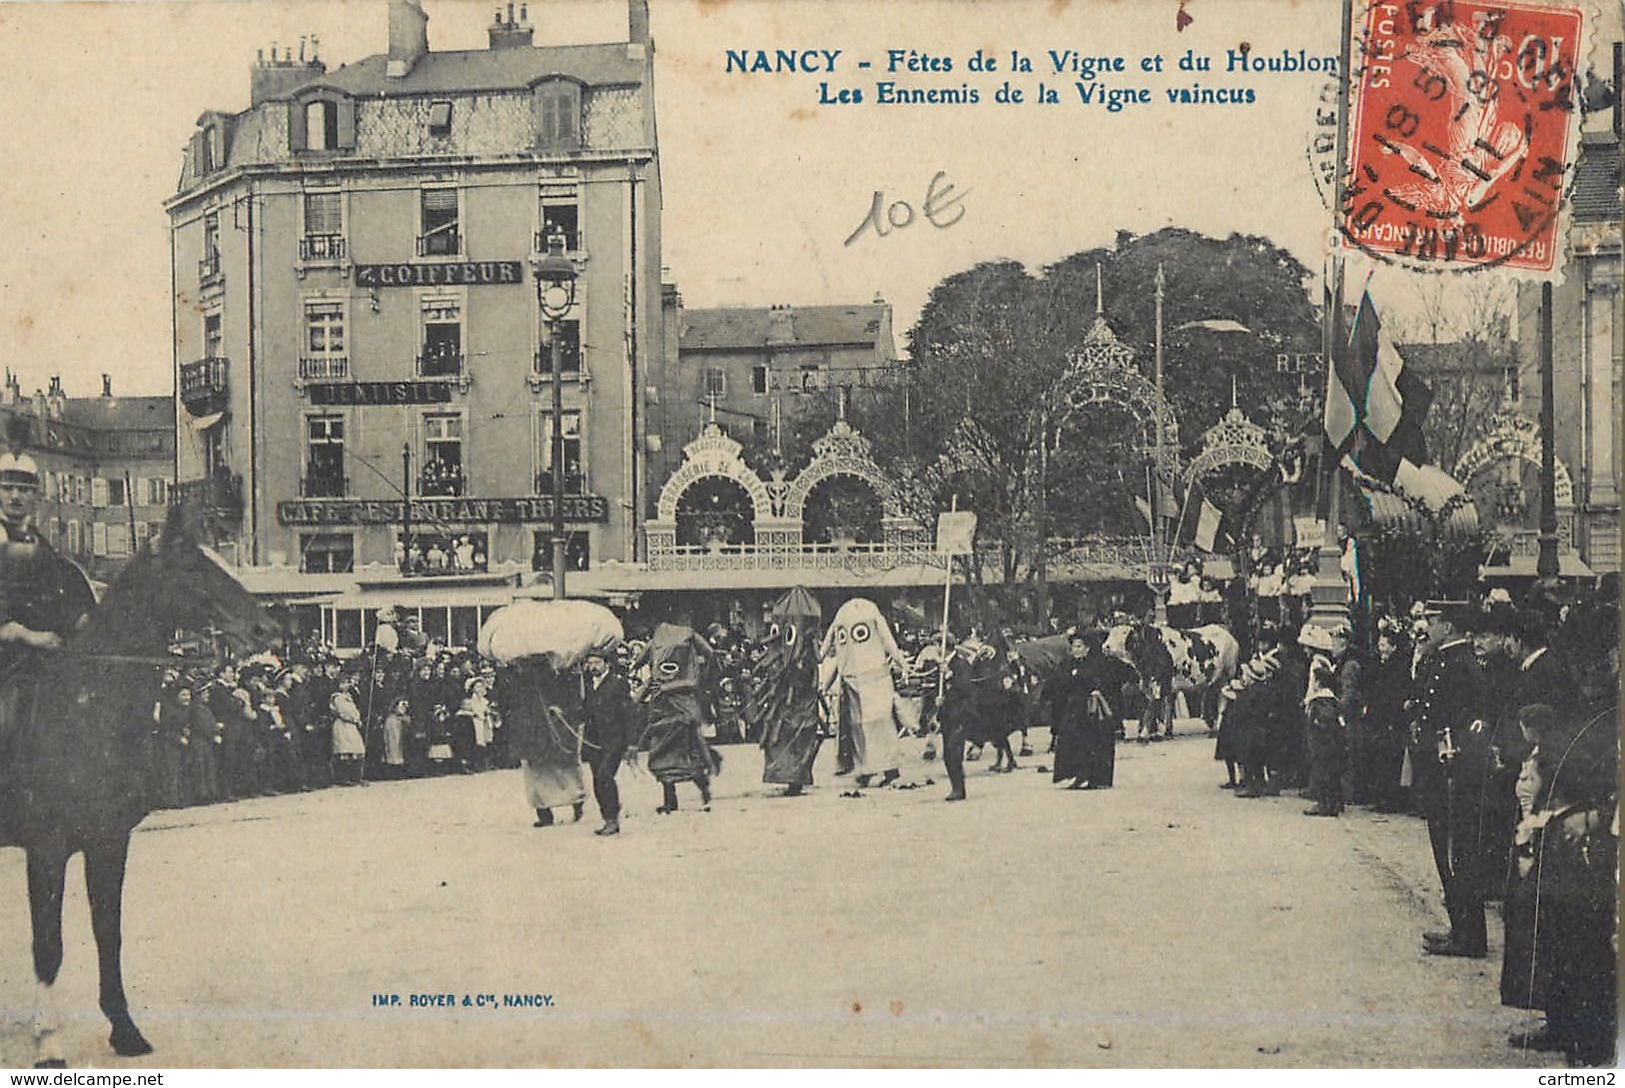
278 496 610 526
355 261 525 287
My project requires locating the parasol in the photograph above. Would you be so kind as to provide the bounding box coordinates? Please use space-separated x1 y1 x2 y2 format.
771 585 821 621
478 599 624 667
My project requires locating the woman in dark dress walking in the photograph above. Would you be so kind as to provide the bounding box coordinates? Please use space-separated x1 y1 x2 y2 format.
1049 629 1118 789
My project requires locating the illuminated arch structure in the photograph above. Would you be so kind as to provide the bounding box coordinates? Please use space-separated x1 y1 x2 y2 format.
1454 408 1576 551
646 418 931 569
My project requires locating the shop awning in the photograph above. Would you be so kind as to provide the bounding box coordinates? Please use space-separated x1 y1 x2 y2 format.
1354 463 1479 536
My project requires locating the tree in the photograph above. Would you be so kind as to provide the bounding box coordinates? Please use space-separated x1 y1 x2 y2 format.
871 231 1322 584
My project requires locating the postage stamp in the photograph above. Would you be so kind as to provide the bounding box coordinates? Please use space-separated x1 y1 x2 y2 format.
1342 0 1586 273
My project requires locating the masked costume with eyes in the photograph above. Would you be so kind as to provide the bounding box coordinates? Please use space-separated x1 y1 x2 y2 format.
632 623 720 794
753 596 823 791
819 598 906 781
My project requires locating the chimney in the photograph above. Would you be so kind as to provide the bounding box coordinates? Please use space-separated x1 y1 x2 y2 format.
45 376 65 420
489 2 534 50
387 0 430 80
101 374 113 398
767 306 796 345
250 39 327 107
628 0 650 45
2 369 17 407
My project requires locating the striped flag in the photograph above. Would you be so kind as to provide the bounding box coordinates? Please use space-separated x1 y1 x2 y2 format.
1322 278 1363 451
1338 287 1435 483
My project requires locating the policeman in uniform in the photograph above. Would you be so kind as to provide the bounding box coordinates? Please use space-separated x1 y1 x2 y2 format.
0 436 96 748
1407 600 1492 958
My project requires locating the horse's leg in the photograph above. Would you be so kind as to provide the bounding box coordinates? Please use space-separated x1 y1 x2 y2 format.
26 847 70 1067
1000 735 1018 771
84 835 152 1057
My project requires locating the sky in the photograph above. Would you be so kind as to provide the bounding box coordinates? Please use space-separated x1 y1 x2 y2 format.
0 0 1614 397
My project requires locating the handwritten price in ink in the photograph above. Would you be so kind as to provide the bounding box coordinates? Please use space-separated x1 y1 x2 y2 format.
844 170 969 246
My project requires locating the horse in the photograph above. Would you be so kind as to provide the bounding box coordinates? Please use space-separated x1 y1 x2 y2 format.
1104 622 1240 739
1 505 280 1064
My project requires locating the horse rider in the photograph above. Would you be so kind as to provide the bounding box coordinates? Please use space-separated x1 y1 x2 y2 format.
0 435 96 747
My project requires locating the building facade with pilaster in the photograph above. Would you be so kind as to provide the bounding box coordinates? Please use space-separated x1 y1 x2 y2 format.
166 0 662 620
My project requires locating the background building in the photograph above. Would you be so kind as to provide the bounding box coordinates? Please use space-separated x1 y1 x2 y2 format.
166 0 663 623
0 373 173 583
648 295 900 487
1512 44 1622 576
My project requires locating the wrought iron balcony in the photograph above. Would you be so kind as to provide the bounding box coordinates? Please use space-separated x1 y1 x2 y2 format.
298 234 347 261
419 463 466 497
198 253 221 282
171 471 243 522
533 229 584 253
416 230 461 258
535 470 587 497
300 473 349 498
179 357 229 415
298 356 350 382
416 347 465 379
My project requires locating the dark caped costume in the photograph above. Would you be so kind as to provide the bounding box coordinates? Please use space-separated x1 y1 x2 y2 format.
496 659 587 812
753 593 824 791
633 623 720 805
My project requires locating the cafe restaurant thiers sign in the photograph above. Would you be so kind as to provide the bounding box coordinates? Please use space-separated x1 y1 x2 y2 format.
354 261 526 288
278 495 611 526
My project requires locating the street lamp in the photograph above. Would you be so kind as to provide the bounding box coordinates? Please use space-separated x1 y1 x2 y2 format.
535 232 578 599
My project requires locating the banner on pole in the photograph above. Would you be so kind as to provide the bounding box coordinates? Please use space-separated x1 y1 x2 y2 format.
935 511 977 556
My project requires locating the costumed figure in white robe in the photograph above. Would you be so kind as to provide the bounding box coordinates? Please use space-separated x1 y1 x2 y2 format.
819 597 908 789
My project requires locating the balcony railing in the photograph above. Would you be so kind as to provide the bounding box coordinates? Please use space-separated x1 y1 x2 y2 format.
419 464 466 497
535 470 587 497
298 234 347 261
533 229 584 253
416 230 461 258
417 348 465 379
301 473 349 498
198 253 221 282
298 356 350 382
171 471 243 521
532 345 583 376
179 357 229 413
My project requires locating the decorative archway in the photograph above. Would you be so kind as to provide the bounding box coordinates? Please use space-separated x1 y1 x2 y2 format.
1048 314 1180 454
781 418 902 521
654 422 776 523
675 476 758 547
1182 404 1274 486
1454 409 1574 508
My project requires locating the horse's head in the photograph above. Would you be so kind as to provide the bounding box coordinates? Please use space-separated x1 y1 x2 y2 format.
91 505 282 657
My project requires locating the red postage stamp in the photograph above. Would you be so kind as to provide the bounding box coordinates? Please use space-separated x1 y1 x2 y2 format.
1343 0 1585 273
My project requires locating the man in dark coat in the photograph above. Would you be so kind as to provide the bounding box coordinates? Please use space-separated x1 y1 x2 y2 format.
0 439 96 767
1409 601 1493 958
580 648 633 836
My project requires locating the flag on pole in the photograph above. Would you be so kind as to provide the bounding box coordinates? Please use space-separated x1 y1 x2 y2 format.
1322 276 1363 451
1194 497 1224 553
1343 287 1434 484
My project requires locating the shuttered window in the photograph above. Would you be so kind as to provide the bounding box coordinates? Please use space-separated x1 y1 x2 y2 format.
92 522 107 557
91 477 108 508
304 191 342 235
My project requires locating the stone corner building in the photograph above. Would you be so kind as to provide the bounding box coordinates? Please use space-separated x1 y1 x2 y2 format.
166 0 663 613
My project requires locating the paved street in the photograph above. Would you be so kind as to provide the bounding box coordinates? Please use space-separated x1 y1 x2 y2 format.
0 727 1570 1069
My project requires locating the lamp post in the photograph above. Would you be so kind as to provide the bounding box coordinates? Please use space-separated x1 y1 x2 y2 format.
400 442 412 574
535 232 578 599
1151 263 1169 624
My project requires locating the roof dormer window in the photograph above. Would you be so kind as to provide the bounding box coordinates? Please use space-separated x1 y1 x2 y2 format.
428 101 453 137
289 90 356 153
533 79 582 152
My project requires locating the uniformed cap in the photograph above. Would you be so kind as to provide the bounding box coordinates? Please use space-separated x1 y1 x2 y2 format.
0 449 39 488
1423 599 1471 622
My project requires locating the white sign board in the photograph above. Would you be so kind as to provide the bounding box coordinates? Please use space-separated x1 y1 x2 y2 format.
1293 516 1326 550
935 511 978 556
